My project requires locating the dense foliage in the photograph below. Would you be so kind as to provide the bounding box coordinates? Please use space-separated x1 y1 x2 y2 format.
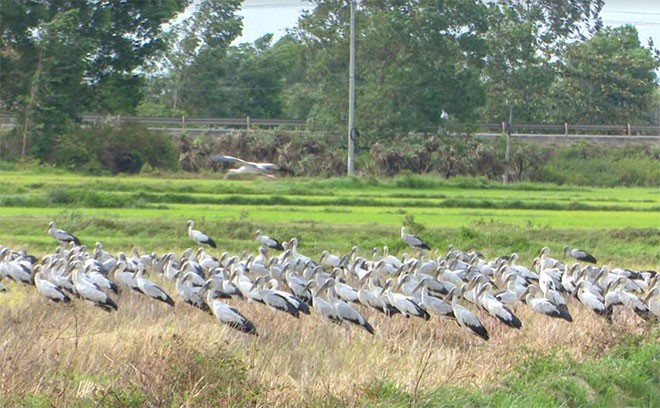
0 0 658 176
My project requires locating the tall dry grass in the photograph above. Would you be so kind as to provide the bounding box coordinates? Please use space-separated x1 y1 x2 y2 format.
0 274 654 406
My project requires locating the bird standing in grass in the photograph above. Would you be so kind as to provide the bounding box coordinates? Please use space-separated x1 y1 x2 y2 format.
401 226 431 250
134 264 175 307
34 266 70 303
447 286 489 341
187 220 217 248
563 245 597 264
48 221 81 246
202 278 257 335
254 229 285 251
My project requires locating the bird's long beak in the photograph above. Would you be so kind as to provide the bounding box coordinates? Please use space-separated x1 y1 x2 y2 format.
358 269 372 285
570 283 580 297
378 280 391 298
313 279 331 298
302 279 315 293
411 278 425 294
249 279 259 292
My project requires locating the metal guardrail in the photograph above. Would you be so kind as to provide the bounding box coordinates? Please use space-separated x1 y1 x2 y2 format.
85 115 308 128
0 114 307 129
1 114 659 140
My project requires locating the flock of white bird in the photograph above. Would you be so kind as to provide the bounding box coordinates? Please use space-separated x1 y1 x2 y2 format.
0 220 657 339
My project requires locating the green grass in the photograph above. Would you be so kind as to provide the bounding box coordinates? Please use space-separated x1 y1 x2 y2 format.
0 172 658 267
0 170 658 406
358 333 659 408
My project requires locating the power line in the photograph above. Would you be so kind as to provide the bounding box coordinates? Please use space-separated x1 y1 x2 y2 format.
603 10 660 16
602 20 660 27
241 1 313 10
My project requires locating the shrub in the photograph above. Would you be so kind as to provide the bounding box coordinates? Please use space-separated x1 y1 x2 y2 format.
96 123 178 174
48 123 178 174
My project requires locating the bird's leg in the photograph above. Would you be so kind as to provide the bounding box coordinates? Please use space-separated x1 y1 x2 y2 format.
439 318 445 344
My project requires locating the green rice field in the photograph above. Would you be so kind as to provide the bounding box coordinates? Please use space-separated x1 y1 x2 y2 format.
0 171 659 265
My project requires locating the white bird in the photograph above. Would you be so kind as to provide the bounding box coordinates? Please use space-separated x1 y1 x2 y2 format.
250 276 301 318
34 266 70 303
573 281 611 320
643 287 660 318
134 264 175 306
254 229 285 251
187 220 217 248
312 279 342 325
175 271 211 313
563 245 597 264
202 280 257 335
72 266 118 312
412 277 455 320
611 277 651 319
446 287 489 341
48 221 81 246
114 258 143 293
211 154 281 179
0 248 34 285
476 283 523 329
316 278 374 334
379 278 430 320
82 264 119 294
401 226 431 250
319 250 347 269
520 285 573 322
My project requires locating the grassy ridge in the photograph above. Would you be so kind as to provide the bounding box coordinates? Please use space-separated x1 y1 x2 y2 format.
0 172 658 266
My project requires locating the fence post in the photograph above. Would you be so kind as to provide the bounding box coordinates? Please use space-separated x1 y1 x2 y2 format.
182 116 185 129
246 116 251 130
116 114 121 125
627 123 631 137
564 122 568 136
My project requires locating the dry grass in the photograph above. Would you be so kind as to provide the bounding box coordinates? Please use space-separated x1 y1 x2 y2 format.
0 274 653 407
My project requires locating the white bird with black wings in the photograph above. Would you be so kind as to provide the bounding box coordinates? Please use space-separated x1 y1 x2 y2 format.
210 155 282 179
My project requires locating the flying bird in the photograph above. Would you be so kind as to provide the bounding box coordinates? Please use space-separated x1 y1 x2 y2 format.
48 221 81 246
187 220 217 248
210 155 282 179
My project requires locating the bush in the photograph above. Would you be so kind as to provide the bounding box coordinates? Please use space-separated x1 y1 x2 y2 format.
96 123 178 174
52 123 178 174
540 142 660 187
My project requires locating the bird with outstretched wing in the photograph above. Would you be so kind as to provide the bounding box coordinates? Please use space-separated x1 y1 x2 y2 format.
210 155 283 179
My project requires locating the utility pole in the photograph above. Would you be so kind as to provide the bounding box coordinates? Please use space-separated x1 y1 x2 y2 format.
347 0 356 176
503 106 513 184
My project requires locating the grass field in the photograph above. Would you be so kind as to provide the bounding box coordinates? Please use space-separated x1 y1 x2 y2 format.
0 171 658 407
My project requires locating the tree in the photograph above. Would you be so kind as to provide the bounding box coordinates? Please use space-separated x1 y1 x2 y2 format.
294 0 490 139
170 31 305 118
481 1 604 123
551 26 659 124
0 0 186 159
27 9 91 159
143 0 243 114
495 0 603 58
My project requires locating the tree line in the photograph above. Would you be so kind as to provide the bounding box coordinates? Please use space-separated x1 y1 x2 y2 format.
1 0 659 165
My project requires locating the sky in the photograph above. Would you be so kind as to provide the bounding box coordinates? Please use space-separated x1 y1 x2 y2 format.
234 0 660 47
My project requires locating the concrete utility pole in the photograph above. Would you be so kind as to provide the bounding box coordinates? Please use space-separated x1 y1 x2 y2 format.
347 0 356 176
503 106 513 184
